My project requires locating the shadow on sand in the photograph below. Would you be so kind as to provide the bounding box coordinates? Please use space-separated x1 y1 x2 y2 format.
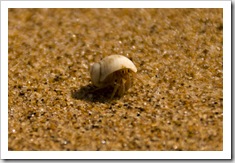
71 84 119 103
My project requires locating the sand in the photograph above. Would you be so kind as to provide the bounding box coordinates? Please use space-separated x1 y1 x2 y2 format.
8 8 223 151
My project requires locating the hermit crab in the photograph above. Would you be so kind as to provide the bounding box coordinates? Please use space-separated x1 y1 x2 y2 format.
90 55 137 98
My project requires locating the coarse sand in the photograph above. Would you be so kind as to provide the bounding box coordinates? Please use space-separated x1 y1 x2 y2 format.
8 8 223 151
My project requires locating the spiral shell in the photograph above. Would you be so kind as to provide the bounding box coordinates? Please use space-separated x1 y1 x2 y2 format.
90 55 137 98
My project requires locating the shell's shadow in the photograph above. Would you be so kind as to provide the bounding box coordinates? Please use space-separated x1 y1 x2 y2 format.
71 84 118 103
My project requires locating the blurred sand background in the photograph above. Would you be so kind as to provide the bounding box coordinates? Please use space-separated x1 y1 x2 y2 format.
8 8 223 151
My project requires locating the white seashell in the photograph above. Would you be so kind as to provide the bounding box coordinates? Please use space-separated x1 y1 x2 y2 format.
90 55 137 98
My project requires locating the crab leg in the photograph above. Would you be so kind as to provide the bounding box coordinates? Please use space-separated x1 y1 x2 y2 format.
111 83 120 99
122 78 126 96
